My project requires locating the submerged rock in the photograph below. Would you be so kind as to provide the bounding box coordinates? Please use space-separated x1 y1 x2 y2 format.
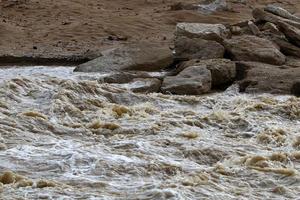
114 78 162 94
223 35 286 65
174 36 225 61
175 23 228 42
161 66 211 95
177 59 236 87
74 42 173 73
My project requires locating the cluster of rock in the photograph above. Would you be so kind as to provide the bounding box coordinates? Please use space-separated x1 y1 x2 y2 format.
74 5 300 96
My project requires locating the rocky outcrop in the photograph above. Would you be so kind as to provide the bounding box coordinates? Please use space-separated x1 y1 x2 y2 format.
252 8 300 29
161 66 211 95
175 23 228 42
73 5 300 97
268 35 300 58
223 35 286 65
237 61 300 94
177 59 236 87
74 42 173 72
174 36 225 61
264 5 300 23
277 21 300 47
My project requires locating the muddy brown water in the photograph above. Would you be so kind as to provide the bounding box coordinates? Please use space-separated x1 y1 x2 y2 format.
0 66 299 199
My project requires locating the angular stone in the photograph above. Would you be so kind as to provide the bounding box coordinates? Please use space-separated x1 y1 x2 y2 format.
264 5 300 23
223 35 286 65
253 8 300 29
261 22 281 35
177 59 236 87
236 61 300 94
269 35 300 58
100 71 167 84
248 21 261 36
174 36 225 61
161 66 211 95
74 42 173 73
175 23 229 42
277 21 300 47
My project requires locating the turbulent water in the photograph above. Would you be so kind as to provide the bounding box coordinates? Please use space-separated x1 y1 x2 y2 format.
0 66 299 200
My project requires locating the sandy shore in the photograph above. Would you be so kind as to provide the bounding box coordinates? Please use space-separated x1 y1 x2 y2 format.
0 0 299 64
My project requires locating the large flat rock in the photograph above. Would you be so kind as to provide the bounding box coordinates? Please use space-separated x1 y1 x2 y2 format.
74 42 173 73
224 35 286 65
174 36 225 61
175 23 228 42
161 66 211 95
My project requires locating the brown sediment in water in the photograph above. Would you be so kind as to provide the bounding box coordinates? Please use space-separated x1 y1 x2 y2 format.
0 66 299 199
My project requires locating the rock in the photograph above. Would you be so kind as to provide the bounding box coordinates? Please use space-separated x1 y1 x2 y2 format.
261 22 281 35
291 81 300 96
269 35 300 58
175 23 229 42
277 21 300 47
230 26 242 35
115 78 162 93
248 21 261 36
161 66 211 95
253 8 300 29
74 42 173 72
177 59 236 87
223 35 286 65
100 71 167 84
264 5 300 23
237 61 300 94
174 36 225 61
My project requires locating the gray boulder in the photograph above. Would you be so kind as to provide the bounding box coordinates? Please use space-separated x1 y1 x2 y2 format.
277 21 300 47
175 23 229 42
74 42 173 73
161 66 211 95
174 36 225 61
177 59 236 87
223 35 286 65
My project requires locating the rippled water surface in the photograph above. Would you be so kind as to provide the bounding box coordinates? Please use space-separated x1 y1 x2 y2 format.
0 66 299 199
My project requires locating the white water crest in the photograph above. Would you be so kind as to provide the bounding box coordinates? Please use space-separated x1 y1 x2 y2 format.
0 66 299 199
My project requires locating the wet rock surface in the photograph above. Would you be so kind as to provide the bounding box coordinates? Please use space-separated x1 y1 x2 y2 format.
161 65 212 95
177 58 236 87
74 42 173 73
